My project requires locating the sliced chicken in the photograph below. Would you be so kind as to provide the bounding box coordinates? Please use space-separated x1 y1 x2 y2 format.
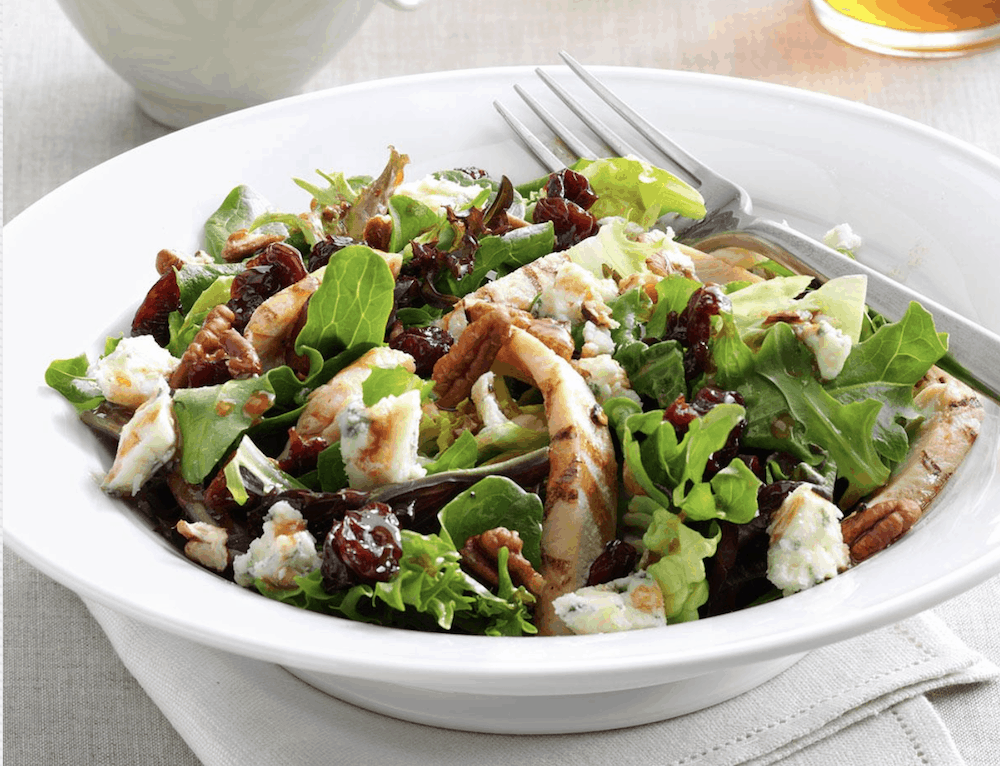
861 367 985 513
496 326 618 635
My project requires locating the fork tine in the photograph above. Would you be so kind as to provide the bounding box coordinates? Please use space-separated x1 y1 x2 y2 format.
534 67 644 162
558 51 705 183
493 99 564 173
513 84 597 162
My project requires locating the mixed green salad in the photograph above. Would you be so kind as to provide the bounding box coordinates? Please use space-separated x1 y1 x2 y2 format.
45 148 959 637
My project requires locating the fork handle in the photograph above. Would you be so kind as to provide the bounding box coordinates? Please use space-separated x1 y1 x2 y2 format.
743 218 1000 402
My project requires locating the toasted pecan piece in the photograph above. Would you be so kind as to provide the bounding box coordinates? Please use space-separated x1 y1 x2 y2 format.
431 309 513 408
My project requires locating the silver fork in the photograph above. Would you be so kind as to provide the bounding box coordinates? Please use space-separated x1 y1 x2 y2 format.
495 52 1000 402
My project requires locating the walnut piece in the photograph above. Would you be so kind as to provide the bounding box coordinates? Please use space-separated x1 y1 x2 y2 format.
460 527 546 596
176 520 230 572
841 499 921 563
170 304 263 388
432 309 512 408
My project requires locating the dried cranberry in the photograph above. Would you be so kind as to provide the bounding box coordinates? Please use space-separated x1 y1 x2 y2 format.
545 168 598 210
586 539 638 586
757 480 805 515
308 235 357 272
227 242 308 333
132 271 182 346
692 385 745 413
662 285 732 380
532 197 599 251
388 324 454 377
322 503 403 591
277 428 329 476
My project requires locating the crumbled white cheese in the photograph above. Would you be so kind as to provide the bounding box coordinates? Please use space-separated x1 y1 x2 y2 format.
622 221 696 278
572 355 641 404
766 484 850 596
823 223 863 253
795 318 852 381
232 501 320 588
580 321 616 358
337 389 427 490
101 381 177 495
395 174 490 212
553 570 667 634
89 335 180 409
534 261 619 329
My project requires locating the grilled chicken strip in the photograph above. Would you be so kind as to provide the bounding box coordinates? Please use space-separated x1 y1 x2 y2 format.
862 367 985 513
496 326 618 635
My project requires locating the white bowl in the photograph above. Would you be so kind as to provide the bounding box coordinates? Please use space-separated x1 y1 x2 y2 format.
54 0 425 128
5 66 1000 734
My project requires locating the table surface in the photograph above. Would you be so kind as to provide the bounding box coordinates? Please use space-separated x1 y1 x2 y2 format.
4 0 1000 763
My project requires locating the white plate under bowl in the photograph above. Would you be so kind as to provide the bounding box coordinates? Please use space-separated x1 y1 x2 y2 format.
5 65 1000 735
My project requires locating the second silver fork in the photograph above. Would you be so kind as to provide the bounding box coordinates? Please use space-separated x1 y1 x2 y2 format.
495 52 1000 402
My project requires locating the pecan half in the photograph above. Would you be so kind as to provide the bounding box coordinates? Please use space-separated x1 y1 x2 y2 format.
169 304 263 388
841 499 921 563
431 309 512 408
460 527 546 596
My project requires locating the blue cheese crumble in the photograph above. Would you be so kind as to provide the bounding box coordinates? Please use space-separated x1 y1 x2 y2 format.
766 484 850 596
552 571 667 634
233 501 320 588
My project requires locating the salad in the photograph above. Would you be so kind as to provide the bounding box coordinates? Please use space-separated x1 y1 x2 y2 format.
45 148 984 637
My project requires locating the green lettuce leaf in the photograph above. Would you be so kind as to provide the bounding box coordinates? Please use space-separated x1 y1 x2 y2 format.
740 322 889 507
173 377 276 483
44 354 104 412
295 245 395 358
825 301 948 466
257 529 536 635
575 157 707 225
222 435 308 505
634 497 720 623
606 398 760 523
167 274 235 357
204 185 287 260
437 476 544 569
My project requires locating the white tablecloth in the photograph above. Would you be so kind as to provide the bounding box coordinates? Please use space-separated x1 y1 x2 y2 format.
4 0 1000 763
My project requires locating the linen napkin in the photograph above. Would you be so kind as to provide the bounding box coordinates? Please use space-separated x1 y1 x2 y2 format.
85 600 996 766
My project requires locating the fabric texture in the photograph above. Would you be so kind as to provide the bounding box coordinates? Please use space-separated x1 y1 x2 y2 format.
86 600 996 766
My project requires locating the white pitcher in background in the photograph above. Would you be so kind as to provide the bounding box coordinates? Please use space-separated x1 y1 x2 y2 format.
54 0 426 128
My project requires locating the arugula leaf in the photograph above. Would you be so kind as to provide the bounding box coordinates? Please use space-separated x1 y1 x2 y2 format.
447 223 556 297
614 339 686 407
740 322 889 506
173 377 276 483
295 246 395 358
204 185 286 260
825 301 948 465
608 286 653 347
316 442 349 492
